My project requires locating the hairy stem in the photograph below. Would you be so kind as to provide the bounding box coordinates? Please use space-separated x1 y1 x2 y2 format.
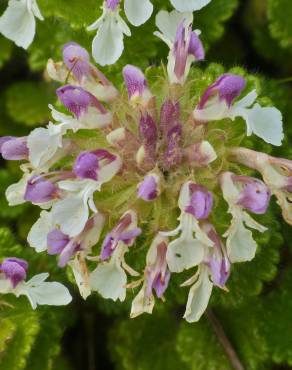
206 309 245 370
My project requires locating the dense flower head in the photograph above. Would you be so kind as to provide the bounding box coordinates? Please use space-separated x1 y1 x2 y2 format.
1 28 290 322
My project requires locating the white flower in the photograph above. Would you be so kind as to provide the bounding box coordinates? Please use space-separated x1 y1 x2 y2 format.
0 0 43 49
220 172 267 263
90 210 140 301
170 0 212 12
160 182 214 273
130 235 170 318
87 0 153 66
194 85 284 146
0 272 72 309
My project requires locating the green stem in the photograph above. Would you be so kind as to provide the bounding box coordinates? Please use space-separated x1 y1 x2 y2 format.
275 77 292 84
206 309 245 370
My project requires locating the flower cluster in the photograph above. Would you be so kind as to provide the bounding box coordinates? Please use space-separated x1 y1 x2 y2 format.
1 10 290 321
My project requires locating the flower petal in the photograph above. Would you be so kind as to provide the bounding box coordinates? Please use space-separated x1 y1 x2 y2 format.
124 0 153 26
155 10 193 43
130 284 155 318
26 283 72 309
30 0 44 20
0 0 35 49
170 0 212 12
27 211 52 252
166 237 205 273
5 176 28 206
69 255 91 300
52 195 89 237
22 273 72 309
90 260 127 301
242 104 284 146
183 267 213 323
27 125 63 169
91 15 129 66
225 218 257 263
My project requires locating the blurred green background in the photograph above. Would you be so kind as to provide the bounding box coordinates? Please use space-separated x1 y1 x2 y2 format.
0 0 292 369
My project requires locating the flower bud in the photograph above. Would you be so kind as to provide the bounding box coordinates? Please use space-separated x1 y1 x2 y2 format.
183 141 217 167
0 136 28 160
139 113 157 147
162 124 182 169
62 42 91 82
137 173 160 201
185 184 213 219
234 175 271 214
123 64 151 103
160 99 180 136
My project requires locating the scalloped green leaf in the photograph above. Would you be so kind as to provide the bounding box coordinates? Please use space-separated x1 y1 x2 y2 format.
110 313 185 370
268 0 292 49
5 82 54 127
0 300 40 370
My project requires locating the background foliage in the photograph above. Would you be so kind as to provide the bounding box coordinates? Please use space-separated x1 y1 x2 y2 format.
0 0 292 369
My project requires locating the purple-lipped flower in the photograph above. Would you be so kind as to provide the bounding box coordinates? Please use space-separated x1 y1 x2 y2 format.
24 176 60 204
145 238 171 298
56 85 107 118
137 173 160 201
73 149 118 181
62 42 91 82
198 73 246 110
203 223 230 288
100 211 142 261
0 136 28 160
185 184 213 219
234 175 271 214
0 258 28 288
47 213 104 267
